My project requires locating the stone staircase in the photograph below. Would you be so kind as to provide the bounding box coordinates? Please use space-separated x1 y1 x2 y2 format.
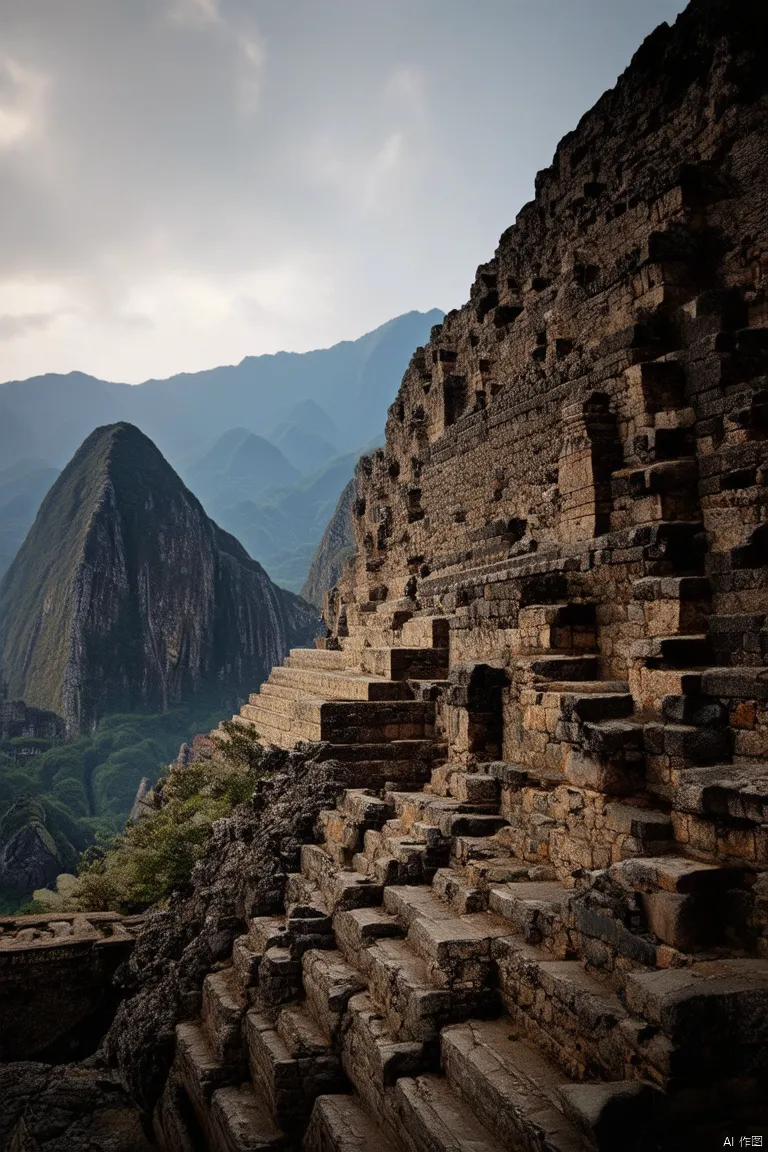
231 636 449 789
154 752 768 1152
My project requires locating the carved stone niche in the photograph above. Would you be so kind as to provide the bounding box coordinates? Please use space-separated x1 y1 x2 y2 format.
558 392 621 543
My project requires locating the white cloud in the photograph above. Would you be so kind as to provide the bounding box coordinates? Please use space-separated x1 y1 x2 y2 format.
0 57 48 149
0 0 691 384
168 0 221 27
0 312 57 341
238 32 265 115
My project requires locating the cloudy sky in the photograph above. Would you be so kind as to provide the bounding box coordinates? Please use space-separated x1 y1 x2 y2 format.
1 0 688 384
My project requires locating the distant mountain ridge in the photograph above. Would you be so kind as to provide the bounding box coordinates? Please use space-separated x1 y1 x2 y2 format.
0 310 444 470
0 423 319 731
301 477 356 608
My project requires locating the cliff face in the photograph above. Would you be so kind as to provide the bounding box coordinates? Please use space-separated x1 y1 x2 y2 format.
300 478 355 609
0 798 61 897
0 423 319 730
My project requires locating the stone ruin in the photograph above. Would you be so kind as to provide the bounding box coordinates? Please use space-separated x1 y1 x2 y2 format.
0 912 143 1062
4 0 768 1149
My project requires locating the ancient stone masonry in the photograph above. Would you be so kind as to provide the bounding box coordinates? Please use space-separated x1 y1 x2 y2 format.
126 4 768 1149
0 912 143 1062
5 2 767 1150
139 2 768 1149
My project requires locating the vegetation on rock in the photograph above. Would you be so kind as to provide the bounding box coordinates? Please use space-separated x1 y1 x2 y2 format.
62 722 266 913
0 703 228 911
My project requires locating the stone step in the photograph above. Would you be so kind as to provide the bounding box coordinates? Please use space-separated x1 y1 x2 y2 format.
388 792 505 839
492 939 637 1083
202 969 246 1064
313 738 444 777
356 833 432 887
429 768 500 804
301 845 384 914
365 935 499 1042
251 945 303 1014
490 922 768 1094
302 948 367 1041
243 698 436 746
432 867 488 915
392 1073 507 1152
246 1011 307 1129
529 654 601 682
441 1020 584 1152
269 664 409 701
236 705 320 746
338 789 393 824
603 802 674 853
400 616 450 649
644 720 731 765
173 1021 240 1135
608 854 743 895
578 718 645 761
247 917 288 956
384 885 458 929
622 957 768 1082
283 907 336 959
251 684 324 716
535 680 630 695
285 647 352 671
244 1005 344 1133
637 634 712 669
555 692 635 724
304 1093 400 1152
275 1002 333 1058
488 880 570 956
285 874 327 917
342 990 435 1103
359 646 450 681
317 812 370 858
407 909 510 989
332 907 405 973
442 1019 659 1152
209 1083 287 1152
317 794 392 859
232 936 262 996
676 761 768 824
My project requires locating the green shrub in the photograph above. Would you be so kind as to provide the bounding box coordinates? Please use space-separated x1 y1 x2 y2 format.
75 726 264 913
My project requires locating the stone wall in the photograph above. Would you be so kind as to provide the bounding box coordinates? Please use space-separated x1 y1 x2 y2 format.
327 0 768 878
0 912 142 1062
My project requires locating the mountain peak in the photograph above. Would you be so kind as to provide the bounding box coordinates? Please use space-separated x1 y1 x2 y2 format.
0 426 318 730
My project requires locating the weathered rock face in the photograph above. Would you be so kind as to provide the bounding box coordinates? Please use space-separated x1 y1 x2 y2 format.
0 1063 153 1152
0 696 64 743
100 745 355 1115
0 798 62 898
0 423 320 731
300 479 356 609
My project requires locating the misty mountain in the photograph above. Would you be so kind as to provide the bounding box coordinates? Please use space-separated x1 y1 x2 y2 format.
0 460 61 581
182 430 302 514
0 310 443 470
301 477 356 609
